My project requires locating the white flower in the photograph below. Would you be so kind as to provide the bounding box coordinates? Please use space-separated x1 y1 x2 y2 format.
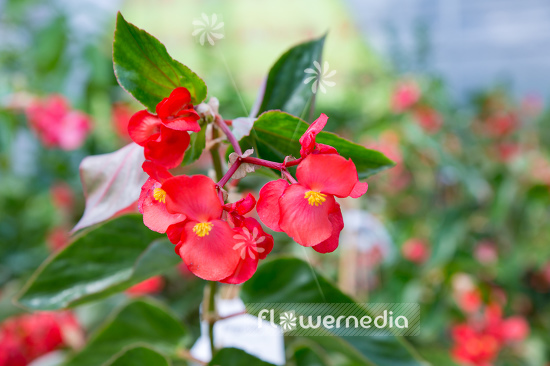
192 13 224 46
304 60 336 94
232 226 266 259
279 312 297 331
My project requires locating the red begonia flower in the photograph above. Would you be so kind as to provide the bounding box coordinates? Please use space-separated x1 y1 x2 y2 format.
128 111 191 169
138 162 186 233
127 87 200 168
257 154 367 250
25 95 91 150
224 193 256 227
156 87 200 132
221 217 274 284
299 113 338 157
162 175 241 281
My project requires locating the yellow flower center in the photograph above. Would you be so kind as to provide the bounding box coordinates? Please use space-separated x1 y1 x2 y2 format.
304 191 327 206
153 188 167 203
193 222 213 237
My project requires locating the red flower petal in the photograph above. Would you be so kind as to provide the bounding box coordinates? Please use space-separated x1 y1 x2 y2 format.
156 87 200 132
220 218 273 284
279 184 336 247
162 175 222 222
178 219 240 281
167 221 187 244
156 87 193 117
296 154 358 197
144 126 190 169
128 110 162 146
160 110 200 132
142 161 173 183
349 181 368 198
220 254 258 284
242 217 274 260
138 178 186 233
299 113 328 157
224 193 256 215
314 143 338 155
257 179 289 232
313 204 343 253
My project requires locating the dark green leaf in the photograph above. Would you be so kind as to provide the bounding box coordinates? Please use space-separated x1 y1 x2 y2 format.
257 36 325 118
239 111 394 179
66 300 186 366
16 215 180 310
292 345 329 366
105 346 171 366
209 348 275 366
113 12 207 110
241 257 424 366
182 125 207 166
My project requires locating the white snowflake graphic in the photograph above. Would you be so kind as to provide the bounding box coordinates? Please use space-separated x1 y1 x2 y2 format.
233 227 265 259
304 60 336 94
279 311 297 332
192 13 224 46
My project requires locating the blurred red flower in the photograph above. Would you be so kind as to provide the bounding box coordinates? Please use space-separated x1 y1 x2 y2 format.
451 304 529 366
412 105 442 134
111 102 135 140
25 95 92 150
0 312 83 365
126 276 165 297
401 238 430 264
46 227 70 252
391 80 420 113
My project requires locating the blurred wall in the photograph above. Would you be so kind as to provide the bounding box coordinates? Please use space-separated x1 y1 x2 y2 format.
345 0 550 99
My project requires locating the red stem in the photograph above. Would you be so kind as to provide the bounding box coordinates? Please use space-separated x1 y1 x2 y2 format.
217 159 241 188
216 116 242 156
241 156 284 170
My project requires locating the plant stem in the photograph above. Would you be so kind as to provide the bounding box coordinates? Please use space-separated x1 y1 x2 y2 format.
207 280 218 358
283 170 298 184
241 156 303 170
216 116 242 156
217 159 241 188
207 126 224 359
210 127 224 181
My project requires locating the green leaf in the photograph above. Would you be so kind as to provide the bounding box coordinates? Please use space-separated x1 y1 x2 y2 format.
181 124 207 166
105 346 171 366
66 300 186 366
257 35 325 118
241 257 424 366
16 215 180 310
292 345 329 366
209 348 275 366
239 111 394 179
113 12 207 110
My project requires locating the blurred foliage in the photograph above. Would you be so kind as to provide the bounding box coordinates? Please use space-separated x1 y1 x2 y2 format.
1 0 550 365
